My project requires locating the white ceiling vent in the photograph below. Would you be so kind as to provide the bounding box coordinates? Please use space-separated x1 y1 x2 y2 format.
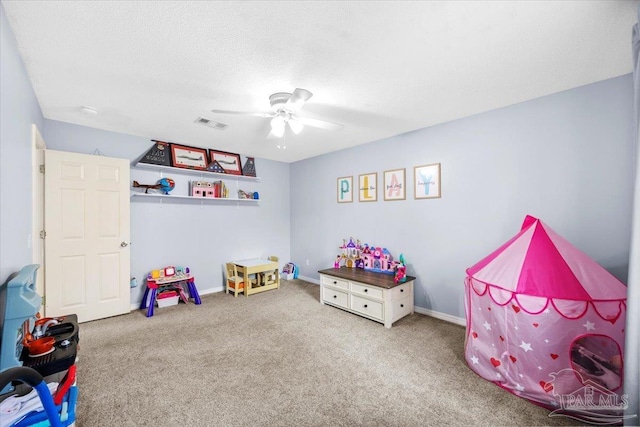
194 116 228 130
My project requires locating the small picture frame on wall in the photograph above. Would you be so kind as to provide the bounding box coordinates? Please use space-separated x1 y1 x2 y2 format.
337 176 353 203
414 163 441 199
359 172 378 202
383 168 406 201
170 144 208 170
209 150 243 175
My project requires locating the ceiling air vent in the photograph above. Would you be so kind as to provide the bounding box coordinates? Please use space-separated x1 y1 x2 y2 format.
194 116 228 130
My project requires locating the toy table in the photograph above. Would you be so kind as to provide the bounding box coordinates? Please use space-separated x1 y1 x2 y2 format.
139 273 201 317
232 258 280 297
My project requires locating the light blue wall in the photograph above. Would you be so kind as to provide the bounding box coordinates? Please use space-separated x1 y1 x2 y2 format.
43 120 291 304
291 74 634 319
0 4 44 284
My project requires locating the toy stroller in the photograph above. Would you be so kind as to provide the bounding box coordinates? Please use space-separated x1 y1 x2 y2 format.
0 366 77 427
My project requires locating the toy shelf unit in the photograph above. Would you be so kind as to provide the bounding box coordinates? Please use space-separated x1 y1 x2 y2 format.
318 268 415 328
131 162 260 203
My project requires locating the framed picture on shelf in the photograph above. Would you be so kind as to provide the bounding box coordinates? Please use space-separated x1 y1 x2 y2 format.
209 150 243 175
337 176 353 203
383 168 406 201
359 172 377 202
414 163 441 199
170 144 208 170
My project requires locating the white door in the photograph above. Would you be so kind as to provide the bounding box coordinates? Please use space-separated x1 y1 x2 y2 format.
44 150 131 322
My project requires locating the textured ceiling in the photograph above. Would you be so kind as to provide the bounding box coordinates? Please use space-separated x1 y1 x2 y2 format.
3 1 638 163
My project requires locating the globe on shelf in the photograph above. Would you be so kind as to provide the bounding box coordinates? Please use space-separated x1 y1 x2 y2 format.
158 178 175 194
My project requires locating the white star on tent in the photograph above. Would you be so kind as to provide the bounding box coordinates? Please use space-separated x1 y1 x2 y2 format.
544 308 551 314
519 341 533 352
583 321 596 331
497 373 502 379
519 374 524 378
483 321 491 330
544 339 549 343
471 356 479 364
514 325 519 330
516 384 525 391
538 366 543 370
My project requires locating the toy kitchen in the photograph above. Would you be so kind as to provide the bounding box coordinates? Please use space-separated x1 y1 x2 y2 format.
0 265 79 396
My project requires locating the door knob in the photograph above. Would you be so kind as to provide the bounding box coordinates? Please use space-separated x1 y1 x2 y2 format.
120 241 130 247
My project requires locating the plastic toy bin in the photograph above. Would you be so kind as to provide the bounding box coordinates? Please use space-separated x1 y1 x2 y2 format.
156 291 179 307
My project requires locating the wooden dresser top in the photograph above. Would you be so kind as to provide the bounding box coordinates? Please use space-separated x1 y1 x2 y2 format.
318 267 415 289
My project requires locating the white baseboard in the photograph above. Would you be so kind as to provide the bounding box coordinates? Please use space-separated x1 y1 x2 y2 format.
298 275 320 285
200 286 224 296
414 306 466 326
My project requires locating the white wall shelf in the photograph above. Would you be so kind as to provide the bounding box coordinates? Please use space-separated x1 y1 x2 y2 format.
132 160 261 204
131 193 258 203
133 162 261 182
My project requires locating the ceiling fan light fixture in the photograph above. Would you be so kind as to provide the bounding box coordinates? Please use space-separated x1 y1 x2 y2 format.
289 119 304 135
271 116 286 137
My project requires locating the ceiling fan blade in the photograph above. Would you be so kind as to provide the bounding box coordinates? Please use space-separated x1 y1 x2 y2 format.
267 129 280 140
211 109 273 118
285 88 313 112
298 116 343 131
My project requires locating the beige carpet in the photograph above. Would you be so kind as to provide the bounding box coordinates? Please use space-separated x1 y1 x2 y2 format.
75 280 578 426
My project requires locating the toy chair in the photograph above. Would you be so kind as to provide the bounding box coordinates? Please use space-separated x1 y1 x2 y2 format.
226 263 244 297
257 256 279 287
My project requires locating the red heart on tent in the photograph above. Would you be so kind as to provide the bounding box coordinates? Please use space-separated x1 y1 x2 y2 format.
512 305 521 313
510 355 517 363
487 307 491 311
550 353 559 360
499 335 504 341
490 358 501 367
533 323 539 328
472 332 478 339
540 381 554 393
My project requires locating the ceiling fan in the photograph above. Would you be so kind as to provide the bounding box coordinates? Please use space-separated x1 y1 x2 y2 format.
211 88 343 139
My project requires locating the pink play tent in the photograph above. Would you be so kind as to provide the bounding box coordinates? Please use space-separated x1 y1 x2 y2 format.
465 215 627 412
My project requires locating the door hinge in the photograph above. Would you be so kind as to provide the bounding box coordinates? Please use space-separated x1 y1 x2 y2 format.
39 165 45 173
39 230 46 239
42 296 46 307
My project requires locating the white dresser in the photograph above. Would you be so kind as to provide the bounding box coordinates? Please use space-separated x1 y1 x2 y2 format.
318 268 415 328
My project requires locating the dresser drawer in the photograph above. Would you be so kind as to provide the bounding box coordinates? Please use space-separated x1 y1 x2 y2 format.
351 282 383 300
390 282 411 300
350 295 384 321
391 295 413 322
322 287 349 309
321 275 349 290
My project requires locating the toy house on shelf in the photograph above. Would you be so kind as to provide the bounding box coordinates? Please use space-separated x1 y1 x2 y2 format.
189 180 228 198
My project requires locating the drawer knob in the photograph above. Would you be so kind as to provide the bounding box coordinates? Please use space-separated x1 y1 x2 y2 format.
364 289 368 293
400 289 404 292
400 304 404 308
333 295 337 298
333 281 337 284
364 304 368 308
